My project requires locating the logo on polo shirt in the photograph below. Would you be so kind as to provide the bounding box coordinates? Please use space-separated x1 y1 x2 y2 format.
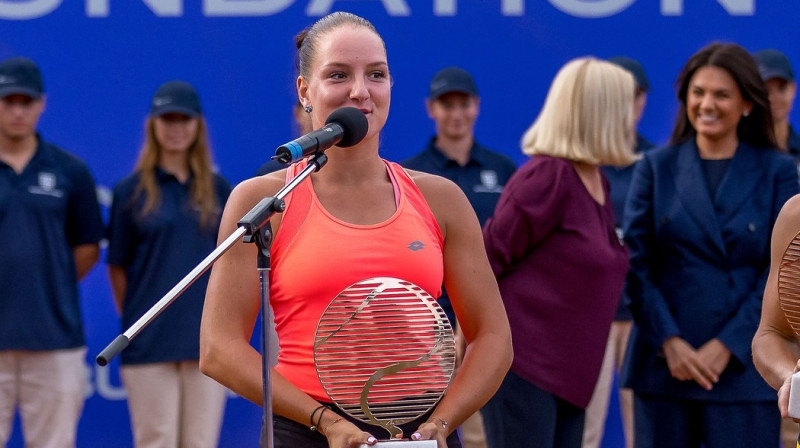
28 172 64 198
473 170 504 193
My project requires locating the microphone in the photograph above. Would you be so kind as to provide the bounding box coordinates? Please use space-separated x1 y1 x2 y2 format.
274 107 369 164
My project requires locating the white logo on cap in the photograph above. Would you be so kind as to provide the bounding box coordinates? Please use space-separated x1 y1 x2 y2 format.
0 75 14 85
153 97 172 106
430 80 449 90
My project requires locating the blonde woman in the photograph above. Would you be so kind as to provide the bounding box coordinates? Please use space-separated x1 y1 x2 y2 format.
106 81 231 448
481 57 636 448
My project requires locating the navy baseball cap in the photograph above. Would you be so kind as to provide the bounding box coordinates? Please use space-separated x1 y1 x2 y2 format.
754 49 794 82
609 56 650 92
0 57 44 99
150 81 202 117
428 67 478 100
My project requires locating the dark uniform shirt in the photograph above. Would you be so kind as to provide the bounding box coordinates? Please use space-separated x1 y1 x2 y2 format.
0 136 104 350
106 168 231 364
401 137 517 324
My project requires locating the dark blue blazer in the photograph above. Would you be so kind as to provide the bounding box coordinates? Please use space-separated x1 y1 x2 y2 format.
620 139 799 402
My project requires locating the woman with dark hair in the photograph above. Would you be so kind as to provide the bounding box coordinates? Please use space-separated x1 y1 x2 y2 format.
199 11 512 448
621 42 799 447
106 81 232 448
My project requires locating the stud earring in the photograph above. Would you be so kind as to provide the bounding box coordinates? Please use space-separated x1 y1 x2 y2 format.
743 110 751 117
305 105 313 113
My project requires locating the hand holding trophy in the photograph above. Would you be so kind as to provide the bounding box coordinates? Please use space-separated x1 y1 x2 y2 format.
314 277 456 447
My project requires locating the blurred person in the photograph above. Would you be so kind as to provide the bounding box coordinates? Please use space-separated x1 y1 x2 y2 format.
582 55 655 448
106 81 231 448
481 57 637 448
401 66 516 448
754 49 800 157
753 47 800 448
199 11 512 448
621 42 798 448
0 56 104 448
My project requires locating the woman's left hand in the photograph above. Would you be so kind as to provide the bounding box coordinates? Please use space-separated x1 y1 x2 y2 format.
410 421 448 448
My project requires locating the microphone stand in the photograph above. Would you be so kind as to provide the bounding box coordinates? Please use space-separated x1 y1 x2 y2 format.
97 153 329 448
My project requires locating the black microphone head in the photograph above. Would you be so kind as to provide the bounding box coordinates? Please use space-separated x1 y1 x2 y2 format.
325 107 368 148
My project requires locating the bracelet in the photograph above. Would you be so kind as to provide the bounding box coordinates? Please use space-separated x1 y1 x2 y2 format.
319 416 344 436
309 405 327 432
314 406 330 431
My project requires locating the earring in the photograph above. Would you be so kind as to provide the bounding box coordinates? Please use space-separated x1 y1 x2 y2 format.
305 105 313 113
743 110 751 117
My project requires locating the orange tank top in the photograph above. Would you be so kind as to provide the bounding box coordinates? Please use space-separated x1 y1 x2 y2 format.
269 159 444 401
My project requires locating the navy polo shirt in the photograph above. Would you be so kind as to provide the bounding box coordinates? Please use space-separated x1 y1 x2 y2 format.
401 137 517 324
601 133 656 321
106 169 231 365
786 126 800 182
401 137 517 226
0 136 104 350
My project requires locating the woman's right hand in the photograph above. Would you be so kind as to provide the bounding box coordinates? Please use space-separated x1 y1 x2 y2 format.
777 359 800 422
322 417 377 448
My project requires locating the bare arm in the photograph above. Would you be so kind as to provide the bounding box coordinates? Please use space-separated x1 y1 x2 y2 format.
753 194 800 417
73 243 99 280
410 172 513 442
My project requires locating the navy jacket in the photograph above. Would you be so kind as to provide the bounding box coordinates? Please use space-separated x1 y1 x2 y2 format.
621 140 798 402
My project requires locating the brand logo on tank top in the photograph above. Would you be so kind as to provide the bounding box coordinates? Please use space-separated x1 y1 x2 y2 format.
408 241 425 251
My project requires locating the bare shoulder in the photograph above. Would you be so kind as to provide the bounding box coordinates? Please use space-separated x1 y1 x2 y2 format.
404 169 466 203
775 194 800 249
403 169 477 235
231 169 287 206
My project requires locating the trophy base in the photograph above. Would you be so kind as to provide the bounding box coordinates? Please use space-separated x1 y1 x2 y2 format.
359 441 437 448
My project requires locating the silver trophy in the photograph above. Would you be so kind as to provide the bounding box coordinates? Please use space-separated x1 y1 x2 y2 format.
314 277 456 447
778 230 800 418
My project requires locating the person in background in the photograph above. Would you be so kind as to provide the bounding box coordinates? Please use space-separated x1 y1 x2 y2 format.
401 65 516 448
481 57 636 448
199 11 512 448
0 56 104 448
753 46 800 448
106 80 231 448
621 42 798 448
256 100 313 176
754 49 800 159
582 55 655 448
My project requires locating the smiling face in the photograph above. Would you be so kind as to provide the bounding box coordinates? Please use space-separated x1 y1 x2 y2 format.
686 65 752 145
427 92 479 141
297 25 391 147
153 113 199 154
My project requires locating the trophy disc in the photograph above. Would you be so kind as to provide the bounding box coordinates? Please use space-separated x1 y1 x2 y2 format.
779 231 800 336
314 277 456 439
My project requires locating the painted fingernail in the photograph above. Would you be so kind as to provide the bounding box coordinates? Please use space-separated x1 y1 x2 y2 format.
367 436 377 444
411 432 422 440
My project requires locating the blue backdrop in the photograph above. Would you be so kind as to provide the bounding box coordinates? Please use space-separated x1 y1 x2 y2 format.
2 0 797 446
